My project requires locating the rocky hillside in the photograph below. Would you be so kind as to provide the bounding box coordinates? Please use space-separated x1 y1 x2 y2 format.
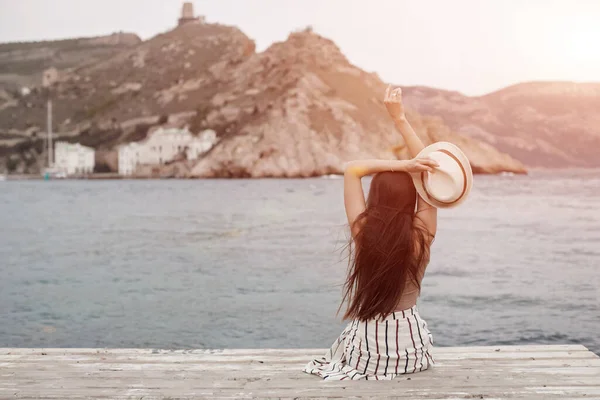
0 32 140 92
0 21 525 176
0 23 254 132
187 29 525 177
401 82 600 167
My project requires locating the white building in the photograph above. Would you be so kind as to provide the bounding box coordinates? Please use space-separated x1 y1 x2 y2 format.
118 142 143 177
54 142 95 175
188 129 217 159
118 127 218 176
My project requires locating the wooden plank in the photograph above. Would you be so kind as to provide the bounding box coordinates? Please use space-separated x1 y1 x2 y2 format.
0 344 591 355
3 367 598 381
3 374 600 389
3 386 600 398
3 354 598 366
3 385 600 400
2 358 599 374
3 358 598 374
7 397 600 400
4 376 600 391
7 396 600 400
3 364 598 380
1 351 595 364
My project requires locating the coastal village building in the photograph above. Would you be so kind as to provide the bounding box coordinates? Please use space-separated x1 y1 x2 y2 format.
54 142 95 175
118 127 218 176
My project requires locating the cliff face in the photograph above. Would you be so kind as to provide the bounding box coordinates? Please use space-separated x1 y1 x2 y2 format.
401 82 600 167
188 30 526 177
0 23 525 176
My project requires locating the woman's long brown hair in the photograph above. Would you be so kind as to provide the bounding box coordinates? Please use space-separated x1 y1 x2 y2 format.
339 171 432 321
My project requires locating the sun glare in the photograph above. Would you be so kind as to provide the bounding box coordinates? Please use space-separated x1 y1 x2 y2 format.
545 14 600 77
562 22 600 64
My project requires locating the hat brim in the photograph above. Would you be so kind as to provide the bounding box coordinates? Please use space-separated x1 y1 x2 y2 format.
410 142 473 209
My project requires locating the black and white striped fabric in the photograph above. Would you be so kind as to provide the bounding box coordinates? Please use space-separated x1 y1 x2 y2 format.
303 306 434 380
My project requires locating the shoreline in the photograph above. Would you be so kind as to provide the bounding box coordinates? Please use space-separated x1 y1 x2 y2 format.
4 167 599 181
1 171 528 181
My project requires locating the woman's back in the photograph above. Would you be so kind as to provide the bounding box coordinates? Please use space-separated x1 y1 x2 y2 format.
341 170 435 322
395 265 426 311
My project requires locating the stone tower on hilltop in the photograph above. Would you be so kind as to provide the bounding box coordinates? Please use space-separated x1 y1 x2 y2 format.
178 2 204 26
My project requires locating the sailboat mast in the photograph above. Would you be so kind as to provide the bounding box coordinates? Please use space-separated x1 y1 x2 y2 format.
47 99 53 167
42 67 56 170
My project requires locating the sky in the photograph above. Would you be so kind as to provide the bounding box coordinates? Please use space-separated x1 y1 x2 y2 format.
1 0 599 95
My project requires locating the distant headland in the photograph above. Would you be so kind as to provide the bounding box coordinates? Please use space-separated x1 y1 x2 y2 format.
1 3 598 178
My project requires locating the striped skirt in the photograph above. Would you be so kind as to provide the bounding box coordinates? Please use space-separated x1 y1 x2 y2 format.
303 306 434 380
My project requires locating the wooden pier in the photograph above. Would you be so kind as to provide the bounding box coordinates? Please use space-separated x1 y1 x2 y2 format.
1 345 599 399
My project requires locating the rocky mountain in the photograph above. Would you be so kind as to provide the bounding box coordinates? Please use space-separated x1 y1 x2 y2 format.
0 32 141 93
401 82 600 167
0 23 254 132
0 21 525 176
187 29 525 177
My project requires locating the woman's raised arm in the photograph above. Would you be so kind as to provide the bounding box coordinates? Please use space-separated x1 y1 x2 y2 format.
384 85 438 239
384 85 426 157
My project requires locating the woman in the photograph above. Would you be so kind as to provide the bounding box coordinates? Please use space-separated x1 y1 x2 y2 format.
303 86 439 380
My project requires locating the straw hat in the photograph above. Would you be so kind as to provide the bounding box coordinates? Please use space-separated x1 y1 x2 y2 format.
410 142 473 208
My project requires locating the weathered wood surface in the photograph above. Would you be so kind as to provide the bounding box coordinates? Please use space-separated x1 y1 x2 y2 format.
1 345 599 399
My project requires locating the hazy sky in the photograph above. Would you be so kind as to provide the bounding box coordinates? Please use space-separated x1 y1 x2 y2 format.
1 0 599 95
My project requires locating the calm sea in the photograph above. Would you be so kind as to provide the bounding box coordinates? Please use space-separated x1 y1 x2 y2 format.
0 171 598 354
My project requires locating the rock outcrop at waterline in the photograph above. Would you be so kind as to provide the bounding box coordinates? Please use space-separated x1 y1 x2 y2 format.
0 22 526 176
401 83 600 168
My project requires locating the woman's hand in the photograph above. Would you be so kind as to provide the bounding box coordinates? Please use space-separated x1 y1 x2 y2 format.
384 85 406 122
404 157 439 173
